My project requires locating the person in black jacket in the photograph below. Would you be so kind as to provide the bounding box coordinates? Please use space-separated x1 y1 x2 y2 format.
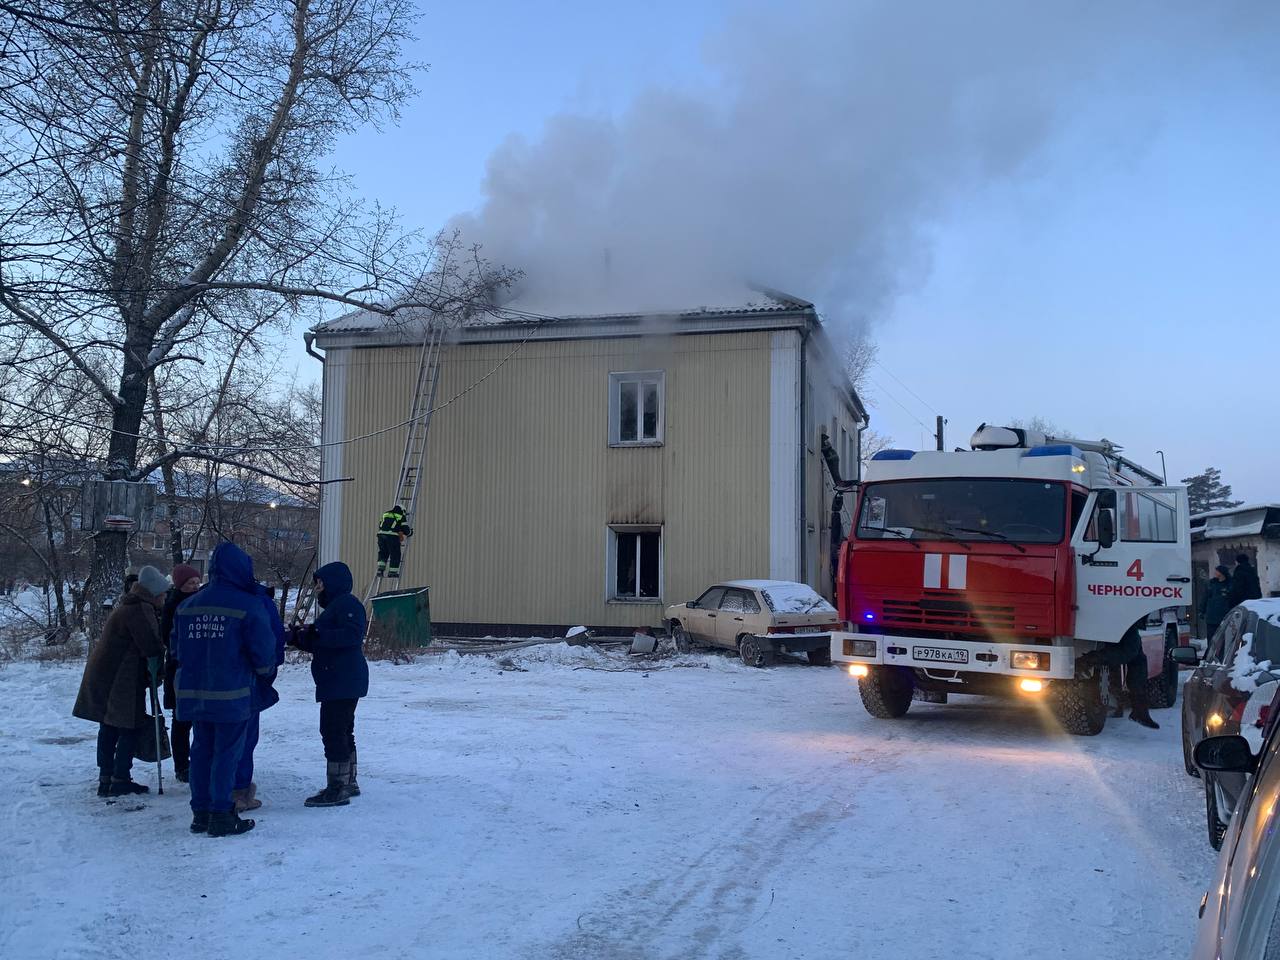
1093 617 1160 730
1230 553 1263 606
289 561 369 808
161 564 203 782
1200 565 1234 643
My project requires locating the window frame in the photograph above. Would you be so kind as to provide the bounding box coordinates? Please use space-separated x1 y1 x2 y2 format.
606 524 664 603
608 370 665 447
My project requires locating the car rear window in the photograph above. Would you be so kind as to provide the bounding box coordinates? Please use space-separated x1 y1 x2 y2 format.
759 583 836 615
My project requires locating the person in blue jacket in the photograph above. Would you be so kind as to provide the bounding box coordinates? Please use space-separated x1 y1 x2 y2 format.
289 561 369 808
231 583 287 813
173 543 277 837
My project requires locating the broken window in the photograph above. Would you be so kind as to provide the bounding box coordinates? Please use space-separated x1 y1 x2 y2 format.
609 371 664 445
610 527 662 600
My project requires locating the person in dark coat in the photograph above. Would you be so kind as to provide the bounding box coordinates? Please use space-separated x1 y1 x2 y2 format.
1200 565 1234 642
173 543 276 837
161 563 202 782
73 566 170 796
1230 554 1263 606
1093 617 1160 730
231 583 286 813
289 561 368 808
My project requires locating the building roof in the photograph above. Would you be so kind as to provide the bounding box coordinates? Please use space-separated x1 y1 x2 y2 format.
1191 504 1280 541
311 285 816 340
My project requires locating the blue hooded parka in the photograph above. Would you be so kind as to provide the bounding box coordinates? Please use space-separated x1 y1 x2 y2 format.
293 561 369 702
172 543 278 723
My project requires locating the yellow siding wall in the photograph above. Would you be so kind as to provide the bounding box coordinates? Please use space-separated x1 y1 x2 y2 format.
333 331 775 629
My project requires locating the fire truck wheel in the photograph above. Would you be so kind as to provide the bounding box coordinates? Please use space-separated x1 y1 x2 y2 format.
807 645 832 666
739 635 775 668
857 666 914 718
1049 678 1106 736
1147 641 1179 710
669 621 691 654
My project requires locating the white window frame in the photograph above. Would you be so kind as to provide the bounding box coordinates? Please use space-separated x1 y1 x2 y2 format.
605 524 664 602
608 370 665 447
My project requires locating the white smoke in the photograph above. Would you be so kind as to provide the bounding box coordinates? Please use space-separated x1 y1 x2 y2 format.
452 0 1277 326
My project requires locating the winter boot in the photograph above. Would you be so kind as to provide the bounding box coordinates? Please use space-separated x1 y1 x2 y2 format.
175 767 190 784
97 775 112 797
232 783 262 813
347 749 360 798
1130 708 1160 730
190 811 210 834
304 761 352 808
207 810 255 837
108 778 150 796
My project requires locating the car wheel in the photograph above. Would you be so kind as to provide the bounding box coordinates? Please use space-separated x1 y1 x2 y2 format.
1205 773 1229 850
669 621 691 654
739 635 774 668
857 665 914 718
1049 676 1107 736
808 644 832 666
1148 633 1179 710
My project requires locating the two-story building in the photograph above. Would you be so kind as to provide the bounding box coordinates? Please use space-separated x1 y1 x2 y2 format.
311 289 867 635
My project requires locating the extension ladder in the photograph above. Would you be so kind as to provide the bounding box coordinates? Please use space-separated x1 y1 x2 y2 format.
362 317 446 606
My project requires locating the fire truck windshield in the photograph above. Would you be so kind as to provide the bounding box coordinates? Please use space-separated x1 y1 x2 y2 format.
856 478 1067 545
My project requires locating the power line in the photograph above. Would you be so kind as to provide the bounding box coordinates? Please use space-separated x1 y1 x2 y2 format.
873 359 940 419
866 375 931 433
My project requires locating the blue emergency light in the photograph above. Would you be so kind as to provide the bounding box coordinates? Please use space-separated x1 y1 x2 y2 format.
870 449 916 461
1024 444 1083 458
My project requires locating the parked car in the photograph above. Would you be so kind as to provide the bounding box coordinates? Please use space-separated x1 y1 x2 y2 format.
665 580 841 667
1141 605 1193 709
1175 599 1280 849
1190 719 1280 959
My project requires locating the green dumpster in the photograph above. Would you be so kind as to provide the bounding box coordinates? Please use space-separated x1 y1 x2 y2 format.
369 586 432 650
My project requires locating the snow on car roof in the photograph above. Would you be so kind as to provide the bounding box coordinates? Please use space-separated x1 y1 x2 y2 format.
1243 598 1280 627
721 580 836 614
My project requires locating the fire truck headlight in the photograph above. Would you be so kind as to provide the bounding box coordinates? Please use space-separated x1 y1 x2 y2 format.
850 639 877 657
1018 678 1045 694
1011 651 1049 671
848 664 870 679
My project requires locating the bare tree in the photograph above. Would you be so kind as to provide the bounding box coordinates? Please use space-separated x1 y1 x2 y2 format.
0 1 522 626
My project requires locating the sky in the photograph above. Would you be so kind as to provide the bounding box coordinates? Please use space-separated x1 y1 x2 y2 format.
298 0 1279 502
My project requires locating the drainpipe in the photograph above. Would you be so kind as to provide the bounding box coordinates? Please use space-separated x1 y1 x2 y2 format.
304 330 324 363
798 323 810 585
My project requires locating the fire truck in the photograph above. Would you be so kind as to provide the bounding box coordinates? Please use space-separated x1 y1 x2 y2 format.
829 424 1192 735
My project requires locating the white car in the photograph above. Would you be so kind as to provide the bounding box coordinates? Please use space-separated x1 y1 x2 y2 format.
664 579 842 667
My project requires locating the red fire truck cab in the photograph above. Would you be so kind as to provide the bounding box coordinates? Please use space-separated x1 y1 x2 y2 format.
830 424 1192 735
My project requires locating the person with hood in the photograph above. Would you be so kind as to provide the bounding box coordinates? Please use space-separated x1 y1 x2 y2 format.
73 566 170 796
289 561 368 808
375 505 413 579
161 563 202 782
172 543 277 837
1200 565 1234 642
1230 553 1263 606
231 582 287 813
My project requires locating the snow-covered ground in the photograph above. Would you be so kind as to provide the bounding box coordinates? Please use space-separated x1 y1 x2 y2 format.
1 646 1216 959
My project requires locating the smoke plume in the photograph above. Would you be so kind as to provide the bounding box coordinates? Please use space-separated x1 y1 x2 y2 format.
452 1 1276 327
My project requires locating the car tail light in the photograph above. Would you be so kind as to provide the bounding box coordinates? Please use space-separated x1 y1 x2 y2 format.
1231 700 1247 725
1258 704 1273 729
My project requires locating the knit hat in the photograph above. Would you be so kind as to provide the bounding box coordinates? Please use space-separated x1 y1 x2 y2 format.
172 564 201 590
136 565 171 599
1216 564 1230 577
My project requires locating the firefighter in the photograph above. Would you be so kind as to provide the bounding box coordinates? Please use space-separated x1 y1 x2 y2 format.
375 505 413 579
1095 617 1160 730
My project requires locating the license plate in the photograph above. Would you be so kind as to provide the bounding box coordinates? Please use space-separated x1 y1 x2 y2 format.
912 645 969 664
795 626 823 634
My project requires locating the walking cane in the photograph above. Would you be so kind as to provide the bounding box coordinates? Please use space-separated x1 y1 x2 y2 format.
147 657 165 796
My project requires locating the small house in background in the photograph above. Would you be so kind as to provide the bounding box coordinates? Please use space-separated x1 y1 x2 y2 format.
311 288 867 635
1191 503 1280 628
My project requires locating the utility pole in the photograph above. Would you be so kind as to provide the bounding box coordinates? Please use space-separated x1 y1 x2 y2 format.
935 416 946 451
